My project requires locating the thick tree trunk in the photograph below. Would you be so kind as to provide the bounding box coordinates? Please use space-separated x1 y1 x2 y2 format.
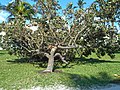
43 55 54 72
43 46 69 73
43 46 57 73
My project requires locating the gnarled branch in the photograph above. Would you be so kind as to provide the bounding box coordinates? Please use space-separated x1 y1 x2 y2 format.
54 53 68 64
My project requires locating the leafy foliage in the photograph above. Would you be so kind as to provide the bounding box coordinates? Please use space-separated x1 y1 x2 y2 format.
4 0 35 20
0 0 120 72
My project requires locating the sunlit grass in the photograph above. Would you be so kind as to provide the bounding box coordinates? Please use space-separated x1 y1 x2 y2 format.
0 50 120 90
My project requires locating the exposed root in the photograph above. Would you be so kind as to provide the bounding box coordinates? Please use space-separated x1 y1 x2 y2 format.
42 69 53 73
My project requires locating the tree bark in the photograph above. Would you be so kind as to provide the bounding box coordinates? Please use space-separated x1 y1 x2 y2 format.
43 46 57 73
43 55 54 72
54 53 68 64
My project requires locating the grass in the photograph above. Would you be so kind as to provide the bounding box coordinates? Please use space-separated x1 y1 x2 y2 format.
0 50 120 90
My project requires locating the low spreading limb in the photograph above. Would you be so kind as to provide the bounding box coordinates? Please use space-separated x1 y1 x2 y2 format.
54 53 68 64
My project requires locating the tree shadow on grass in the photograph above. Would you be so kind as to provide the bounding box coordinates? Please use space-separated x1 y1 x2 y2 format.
7 57 48 68
0 51 7 55
54 57 120 70
7 57 68 69
59 72 120 90
7 58 30 63
115 51 120 54
74 57 120 65
7 56 120 70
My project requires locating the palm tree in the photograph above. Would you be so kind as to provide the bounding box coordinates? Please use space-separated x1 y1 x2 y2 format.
5 0 35 20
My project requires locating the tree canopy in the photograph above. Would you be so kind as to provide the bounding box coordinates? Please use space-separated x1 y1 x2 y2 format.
0 0 120 72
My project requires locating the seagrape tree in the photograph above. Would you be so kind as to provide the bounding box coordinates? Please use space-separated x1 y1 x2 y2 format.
1 0 120 72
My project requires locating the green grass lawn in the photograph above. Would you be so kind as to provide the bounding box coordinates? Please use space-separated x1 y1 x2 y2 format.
0 50 120 90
